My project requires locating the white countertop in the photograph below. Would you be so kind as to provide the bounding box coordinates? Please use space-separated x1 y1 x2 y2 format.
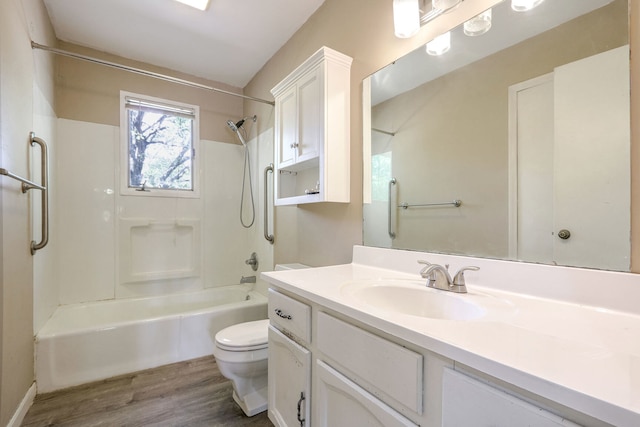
262 246 640 427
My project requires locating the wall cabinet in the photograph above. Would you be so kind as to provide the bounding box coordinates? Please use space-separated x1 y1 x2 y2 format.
271 46 352 206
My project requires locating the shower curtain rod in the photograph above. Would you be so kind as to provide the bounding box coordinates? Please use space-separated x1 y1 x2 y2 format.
31 41 275 106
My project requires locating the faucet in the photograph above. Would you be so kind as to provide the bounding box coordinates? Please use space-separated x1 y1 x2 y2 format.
418 260 479 293
240 275 256 284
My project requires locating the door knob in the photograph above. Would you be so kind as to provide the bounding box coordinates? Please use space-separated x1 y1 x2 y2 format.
557 229 571 240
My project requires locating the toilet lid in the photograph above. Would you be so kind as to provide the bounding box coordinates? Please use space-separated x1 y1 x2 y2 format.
215 319 269 351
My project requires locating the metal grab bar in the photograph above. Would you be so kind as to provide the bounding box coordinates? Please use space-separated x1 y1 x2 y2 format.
0 168 45 191
0 132 49 255
399 199 462 209
29 132 49 254
388 178 396 239
264 163 274 244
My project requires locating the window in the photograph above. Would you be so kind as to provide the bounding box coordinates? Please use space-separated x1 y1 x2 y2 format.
120 92 199 197
371 151 392 201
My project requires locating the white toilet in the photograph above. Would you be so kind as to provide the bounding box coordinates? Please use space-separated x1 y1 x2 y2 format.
213 318 270 417
213 264 309 416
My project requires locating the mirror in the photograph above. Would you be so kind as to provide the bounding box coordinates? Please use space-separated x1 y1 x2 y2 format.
364 0 630 271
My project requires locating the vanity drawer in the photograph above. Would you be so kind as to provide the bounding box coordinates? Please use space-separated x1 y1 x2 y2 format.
268 288 311 343
316 311 423 414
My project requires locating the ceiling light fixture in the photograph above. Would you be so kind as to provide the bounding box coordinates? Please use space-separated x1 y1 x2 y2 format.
463 8 492 36
432 0 461 12
426 31 451 56
511 0 545 12
174 0 210 11
393 0 421 39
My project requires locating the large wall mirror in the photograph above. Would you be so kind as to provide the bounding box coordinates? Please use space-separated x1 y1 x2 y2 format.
363 0 630 271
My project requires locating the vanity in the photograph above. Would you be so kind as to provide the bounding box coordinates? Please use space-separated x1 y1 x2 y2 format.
262 245 640 427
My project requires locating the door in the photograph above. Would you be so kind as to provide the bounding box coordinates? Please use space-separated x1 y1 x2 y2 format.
508 46 630 270
277 85 297 168
315 360 418 427
296 68 321 164
552 45 630 270
268 326 311 427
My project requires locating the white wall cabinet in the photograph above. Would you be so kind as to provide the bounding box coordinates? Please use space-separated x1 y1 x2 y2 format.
271 46 352 206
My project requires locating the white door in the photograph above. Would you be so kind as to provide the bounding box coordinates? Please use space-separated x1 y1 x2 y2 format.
277 85 297 168
553 45 630 270
314 360 418 427
268 326 311 427
509 46 630 270
296 68 321 164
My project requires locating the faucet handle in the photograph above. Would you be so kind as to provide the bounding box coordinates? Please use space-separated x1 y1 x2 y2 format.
452 266 480 286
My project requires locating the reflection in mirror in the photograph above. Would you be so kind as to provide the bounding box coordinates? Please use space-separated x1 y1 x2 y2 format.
364 0 630 271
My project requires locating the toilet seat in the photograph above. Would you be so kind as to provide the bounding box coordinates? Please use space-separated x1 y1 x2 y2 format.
215 319 269 352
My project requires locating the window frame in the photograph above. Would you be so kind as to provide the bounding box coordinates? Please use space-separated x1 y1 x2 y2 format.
119 91 200 198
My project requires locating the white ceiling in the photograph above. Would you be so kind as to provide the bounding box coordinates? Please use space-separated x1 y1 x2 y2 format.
43 0 326 88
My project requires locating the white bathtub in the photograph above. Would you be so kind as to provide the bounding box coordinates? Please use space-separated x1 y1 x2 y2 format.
35 284 267 392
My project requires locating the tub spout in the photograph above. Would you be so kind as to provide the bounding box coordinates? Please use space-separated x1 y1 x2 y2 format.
241 275 256 284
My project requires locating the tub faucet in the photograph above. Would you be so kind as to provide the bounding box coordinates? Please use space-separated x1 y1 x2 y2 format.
240 275 256 284
418 260 479 293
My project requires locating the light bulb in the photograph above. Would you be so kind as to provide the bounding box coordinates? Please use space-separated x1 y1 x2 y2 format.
511 0 545 12
464 8 492 37
393 0 420 39
432 0 461 12
426 31 451 56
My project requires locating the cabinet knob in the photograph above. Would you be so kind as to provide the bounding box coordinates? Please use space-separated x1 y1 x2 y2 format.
290 142 299 149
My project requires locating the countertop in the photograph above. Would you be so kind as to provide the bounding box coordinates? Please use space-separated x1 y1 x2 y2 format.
262 247 640 427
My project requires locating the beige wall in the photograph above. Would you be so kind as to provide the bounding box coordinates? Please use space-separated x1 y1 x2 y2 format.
244 0 501 266
55 42 245 144
0 0 56 423
372 1 628 258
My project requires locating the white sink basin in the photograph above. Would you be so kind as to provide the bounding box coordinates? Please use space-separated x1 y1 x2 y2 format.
340 279 515 321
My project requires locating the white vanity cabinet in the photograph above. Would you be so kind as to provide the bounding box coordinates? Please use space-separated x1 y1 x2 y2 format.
268 289 312 427
271 46 352 206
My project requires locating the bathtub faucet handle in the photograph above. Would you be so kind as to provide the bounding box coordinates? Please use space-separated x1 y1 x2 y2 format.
245 252 258 271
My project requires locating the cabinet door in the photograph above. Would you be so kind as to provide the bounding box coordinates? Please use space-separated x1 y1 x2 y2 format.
268 326 311 427
315 360 419 427
296 68 321 164
277 85 298 168
442 369 582 427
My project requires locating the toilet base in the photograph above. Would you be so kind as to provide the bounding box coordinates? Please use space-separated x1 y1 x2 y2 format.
233 386 268 417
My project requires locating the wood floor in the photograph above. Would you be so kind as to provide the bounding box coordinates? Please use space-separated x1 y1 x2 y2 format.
22 356 273 427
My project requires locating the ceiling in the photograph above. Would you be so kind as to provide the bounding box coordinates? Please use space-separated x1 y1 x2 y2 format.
43 0 326 88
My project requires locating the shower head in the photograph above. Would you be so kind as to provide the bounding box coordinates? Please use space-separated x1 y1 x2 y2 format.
226 119 240 132
227 115 256 147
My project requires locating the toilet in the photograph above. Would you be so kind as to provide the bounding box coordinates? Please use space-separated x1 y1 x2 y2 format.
213 318 270 417
213 263 309 416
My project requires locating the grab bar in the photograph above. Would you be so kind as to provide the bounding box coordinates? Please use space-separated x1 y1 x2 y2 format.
264 163 274 244
29 132 49 254
399 200 462 209
0 168 45 191
0 132 49 255
388 178 396 239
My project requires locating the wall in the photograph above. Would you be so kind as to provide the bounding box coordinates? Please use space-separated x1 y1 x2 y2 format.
0 0 56 423
243 0 502 267
370 1 628 259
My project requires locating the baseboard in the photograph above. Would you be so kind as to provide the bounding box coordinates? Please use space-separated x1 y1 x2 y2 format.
7 382 36 427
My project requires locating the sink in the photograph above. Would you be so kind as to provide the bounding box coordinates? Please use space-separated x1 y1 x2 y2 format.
340 279 515 321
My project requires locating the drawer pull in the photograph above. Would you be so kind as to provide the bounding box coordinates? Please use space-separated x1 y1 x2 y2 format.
297 391 306 426
275 308 292 320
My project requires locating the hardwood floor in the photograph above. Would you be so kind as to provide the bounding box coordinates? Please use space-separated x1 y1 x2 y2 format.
22 356 273 427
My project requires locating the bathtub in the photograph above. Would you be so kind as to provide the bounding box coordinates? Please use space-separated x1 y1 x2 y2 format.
35 284 267 392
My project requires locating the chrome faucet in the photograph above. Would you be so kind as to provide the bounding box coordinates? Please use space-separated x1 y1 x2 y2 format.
418 260 479 293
